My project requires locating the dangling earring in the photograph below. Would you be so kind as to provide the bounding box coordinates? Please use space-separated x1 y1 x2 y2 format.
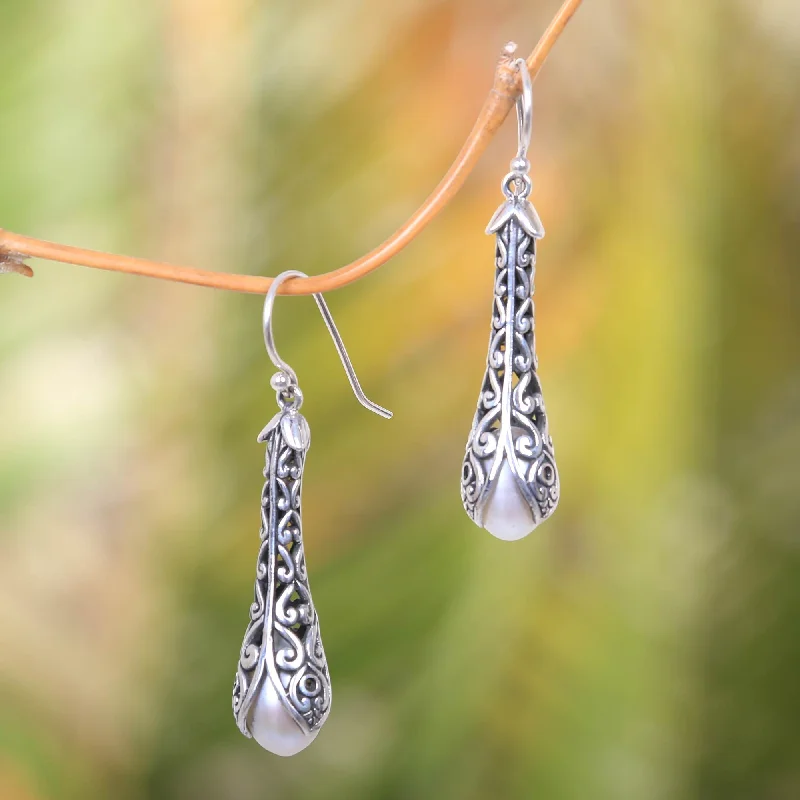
232 270 391 756
460 59 559 541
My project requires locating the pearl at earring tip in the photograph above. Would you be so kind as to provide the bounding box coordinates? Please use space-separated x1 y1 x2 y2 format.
481 459 536 541
247 672 319 757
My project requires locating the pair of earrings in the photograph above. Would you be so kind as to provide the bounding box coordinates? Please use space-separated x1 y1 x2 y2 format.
232 59 559 756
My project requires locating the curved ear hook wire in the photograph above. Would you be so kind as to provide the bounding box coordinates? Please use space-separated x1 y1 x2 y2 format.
513 58 533 162
263 270 392 420
499 59 534 202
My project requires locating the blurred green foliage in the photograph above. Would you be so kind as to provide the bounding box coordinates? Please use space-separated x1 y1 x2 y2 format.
1 1 798 799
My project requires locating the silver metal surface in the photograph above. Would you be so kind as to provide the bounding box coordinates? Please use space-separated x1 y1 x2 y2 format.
513 57 532 164
233 271 391 746
262 270 392 419
460 59 560 532
232 405 331 737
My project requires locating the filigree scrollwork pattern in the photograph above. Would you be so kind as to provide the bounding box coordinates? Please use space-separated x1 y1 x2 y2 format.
461 195 559 531
232 409 331 737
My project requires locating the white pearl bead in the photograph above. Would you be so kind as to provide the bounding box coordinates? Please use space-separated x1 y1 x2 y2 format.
248 672 318 757
482 459 535 541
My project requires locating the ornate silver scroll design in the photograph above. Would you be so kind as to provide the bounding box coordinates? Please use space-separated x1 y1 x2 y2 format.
460 192 559 529
232 409 331 736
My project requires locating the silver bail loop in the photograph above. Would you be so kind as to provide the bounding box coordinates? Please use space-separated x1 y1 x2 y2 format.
262 270 392 419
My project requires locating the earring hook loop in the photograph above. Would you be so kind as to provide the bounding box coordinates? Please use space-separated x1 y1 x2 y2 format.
262 270 392 419
513 58 533 163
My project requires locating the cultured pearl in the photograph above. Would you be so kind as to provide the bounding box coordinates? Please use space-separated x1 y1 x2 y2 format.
248 672 317 757
482 459 535 541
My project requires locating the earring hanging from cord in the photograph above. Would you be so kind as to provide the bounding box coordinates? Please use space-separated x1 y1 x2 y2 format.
232 270 391 756
460 58 559 541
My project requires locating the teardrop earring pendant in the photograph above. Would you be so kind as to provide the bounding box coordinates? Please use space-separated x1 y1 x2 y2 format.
460 58 559 541
232 271 391 756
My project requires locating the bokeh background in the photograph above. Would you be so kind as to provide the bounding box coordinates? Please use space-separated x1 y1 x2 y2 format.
1 1 799 798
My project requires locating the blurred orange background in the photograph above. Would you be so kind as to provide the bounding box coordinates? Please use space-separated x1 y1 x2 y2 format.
1 1 798 798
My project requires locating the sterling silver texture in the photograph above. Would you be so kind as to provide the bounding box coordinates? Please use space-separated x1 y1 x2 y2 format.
233 270 390 752
232 405 331 737
460 59 559 535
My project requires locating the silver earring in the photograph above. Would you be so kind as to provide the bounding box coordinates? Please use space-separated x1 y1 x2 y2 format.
460 59 559 541
232 270 391 756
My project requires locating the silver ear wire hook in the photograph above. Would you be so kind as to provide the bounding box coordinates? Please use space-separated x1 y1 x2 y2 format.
262 270 392 419
499 58 535 201
513 58 533 164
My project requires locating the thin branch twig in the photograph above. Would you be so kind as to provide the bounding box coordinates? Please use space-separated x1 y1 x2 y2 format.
0 0 583 296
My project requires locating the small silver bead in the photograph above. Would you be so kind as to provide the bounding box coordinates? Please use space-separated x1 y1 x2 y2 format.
510 156 530 174
270 372 291 392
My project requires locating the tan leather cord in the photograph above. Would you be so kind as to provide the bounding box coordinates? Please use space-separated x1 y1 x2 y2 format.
0 0 583 295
